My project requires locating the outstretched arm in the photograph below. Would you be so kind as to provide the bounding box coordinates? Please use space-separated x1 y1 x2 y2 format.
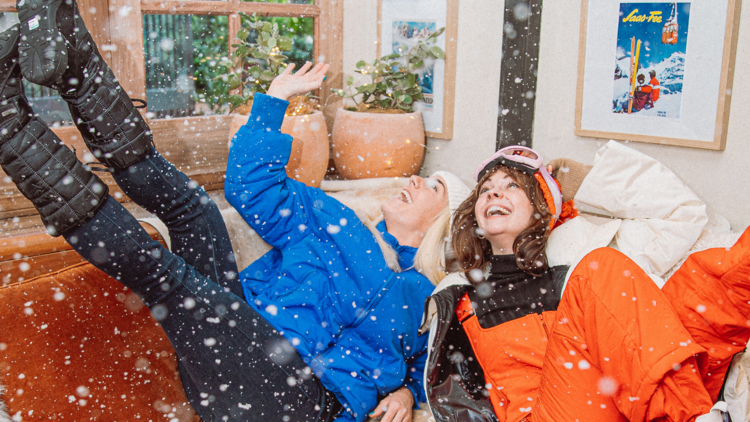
224 62 329 249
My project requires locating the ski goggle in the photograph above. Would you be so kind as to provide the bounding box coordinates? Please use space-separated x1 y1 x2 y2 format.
473 146 563 227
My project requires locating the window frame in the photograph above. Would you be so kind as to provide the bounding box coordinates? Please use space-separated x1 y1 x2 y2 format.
0 0 342 223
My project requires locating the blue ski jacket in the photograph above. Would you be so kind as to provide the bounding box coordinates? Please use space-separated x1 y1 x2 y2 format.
225 94 433 421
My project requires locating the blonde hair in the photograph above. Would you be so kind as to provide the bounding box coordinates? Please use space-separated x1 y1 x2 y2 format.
357 206 451 286
413 206 450 285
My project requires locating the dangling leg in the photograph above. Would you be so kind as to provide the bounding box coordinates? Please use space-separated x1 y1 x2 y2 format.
15 0 242 298
533 248 713 422
662 227 750 400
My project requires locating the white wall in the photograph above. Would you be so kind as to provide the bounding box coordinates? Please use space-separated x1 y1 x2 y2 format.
343 0 750 231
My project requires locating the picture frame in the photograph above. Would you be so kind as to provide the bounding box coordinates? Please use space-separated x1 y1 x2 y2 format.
574 0 742 150
377 0 458 140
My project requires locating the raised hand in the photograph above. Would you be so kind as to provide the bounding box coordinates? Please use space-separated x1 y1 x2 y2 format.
266 61 330 101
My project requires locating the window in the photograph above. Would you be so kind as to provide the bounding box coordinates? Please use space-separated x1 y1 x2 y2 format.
0 0 342 224
142 13 314 117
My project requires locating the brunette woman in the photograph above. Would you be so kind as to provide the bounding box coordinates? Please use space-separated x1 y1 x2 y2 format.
421 146 750 422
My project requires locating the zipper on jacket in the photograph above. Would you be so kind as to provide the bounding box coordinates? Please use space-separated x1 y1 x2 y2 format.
538 313 549 338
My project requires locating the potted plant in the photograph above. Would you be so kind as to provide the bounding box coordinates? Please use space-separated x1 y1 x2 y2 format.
222 13 328 188
331 27 445 179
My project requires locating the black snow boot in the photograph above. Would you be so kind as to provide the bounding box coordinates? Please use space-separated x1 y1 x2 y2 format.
0 24 108 236
16 0 153 169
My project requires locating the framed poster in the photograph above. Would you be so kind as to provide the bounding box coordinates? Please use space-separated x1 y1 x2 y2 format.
575 0 742 150
378 0 458 139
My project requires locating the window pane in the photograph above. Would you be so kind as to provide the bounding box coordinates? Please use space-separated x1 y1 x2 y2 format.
243 15 314 69
1 12 73 126
143 14 229 117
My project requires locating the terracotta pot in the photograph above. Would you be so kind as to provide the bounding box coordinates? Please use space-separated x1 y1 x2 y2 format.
228 111 329 188
331 109 425 179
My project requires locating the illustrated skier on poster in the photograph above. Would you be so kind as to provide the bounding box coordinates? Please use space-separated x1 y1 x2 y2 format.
612 3 690 118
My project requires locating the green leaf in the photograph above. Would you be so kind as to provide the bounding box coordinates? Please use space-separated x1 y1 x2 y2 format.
413 60 424 69
267 37 277 48
381 53 401 60
430 46 445 59
429 27 446 39
278 36 293 51
227 74 242 90
260 70 276 81
416 49 427 59
347 76 354 86
366 84 376 94
262 22 273 32
229 94 245 107
251 50 266 59
356 60 366 69
403 95 413 104
236 28 249 41
261 31 271 41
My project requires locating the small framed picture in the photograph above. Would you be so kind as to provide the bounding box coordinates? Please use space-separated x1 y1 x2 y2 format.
378 0 458 140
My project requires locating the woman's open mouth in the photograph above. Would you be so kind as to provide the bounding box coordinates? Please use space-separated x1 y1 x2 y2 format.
486 205 511 218
400 190 413 204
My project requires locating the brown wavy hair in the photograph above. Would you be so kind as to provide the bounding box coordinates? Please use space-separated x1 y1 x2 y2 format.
451 165 552 280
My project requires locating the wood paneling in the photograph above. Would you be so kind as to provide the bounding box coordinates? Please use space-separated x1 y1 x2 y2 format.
0 222 165 285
